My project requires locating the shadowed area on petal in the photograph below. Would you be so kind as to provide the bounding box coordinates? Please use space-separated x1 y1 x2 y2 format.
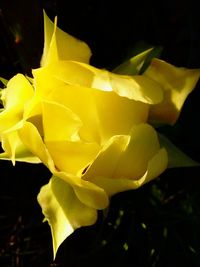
37 176 97 258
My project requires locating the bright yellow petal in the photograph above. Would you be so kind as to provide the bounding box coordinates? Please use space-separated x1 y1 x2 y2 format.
75 62 164 103
83 124 168 196
0 74 34 133
44 83 101 143
0 131 41 164
42 100 82 142
109 73 163 104
37 176 97 258
2 74 34 109
43 83 148 144
83 134 130 179
18 122 108 210
0 109 22 133
113 124 160 179
145 58 200 124
55 171 109 210
85 148 168 196
41 12 92 66
46 140 99 175
18 121 55 171
91 88 149 142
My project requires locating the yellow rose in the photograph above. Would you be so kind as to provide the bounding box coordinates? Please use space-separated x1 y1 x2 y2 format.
0 12 199 256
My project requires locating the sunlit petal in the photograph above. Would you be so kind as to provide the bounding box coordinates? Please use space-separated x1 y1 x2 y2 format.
41 12 92 66
145 58 200 124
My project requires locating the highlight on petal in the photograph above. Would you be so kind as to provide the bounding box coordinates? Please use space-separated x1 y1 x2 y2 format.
37 176 97 257
110 73 163 104
76 62 164 104
145 58 200 124
83 124 168 196
0 131 41 164
41 11 92 66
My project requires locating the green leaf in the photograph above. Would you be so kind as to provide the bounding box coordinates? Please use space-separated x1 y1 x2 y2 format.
158 133 200 168
0 77 8 87
113 48 153 75
139 46 163 74
113 45 163 76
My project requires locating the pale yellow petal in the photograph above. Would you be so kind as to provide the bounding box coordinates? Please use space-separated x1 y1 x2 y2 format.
37 176 97 257
145 58 200 124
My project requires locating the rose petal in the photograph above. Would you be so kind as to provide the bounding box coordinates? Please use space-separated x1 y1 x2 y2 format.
2 74 34 109
55 171 109 210
87 148 167 195
145 58 200 124
18 121 55 171
41 12 92 66
46 140 99 175
83 124 168 195
37 176 97 257
0 131 41 164
42 100 82 142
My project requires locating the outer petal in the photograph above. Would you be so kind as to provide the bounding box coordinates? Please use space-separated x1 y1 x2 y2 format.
85 149 167 196
41 12 92 66
2 74 34 109
38 60 163 105
37 176 97 257
18 121 55 170
74 62 164 104
42 83 149 144
55 171 109 210
0 131 41 164
145 58 200 124
0 74 34 133
19 122 109 210
83 124 168 196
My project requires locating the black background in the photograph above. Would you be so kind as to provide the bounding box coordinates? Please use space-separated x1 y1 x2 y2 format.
0 1 200 266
